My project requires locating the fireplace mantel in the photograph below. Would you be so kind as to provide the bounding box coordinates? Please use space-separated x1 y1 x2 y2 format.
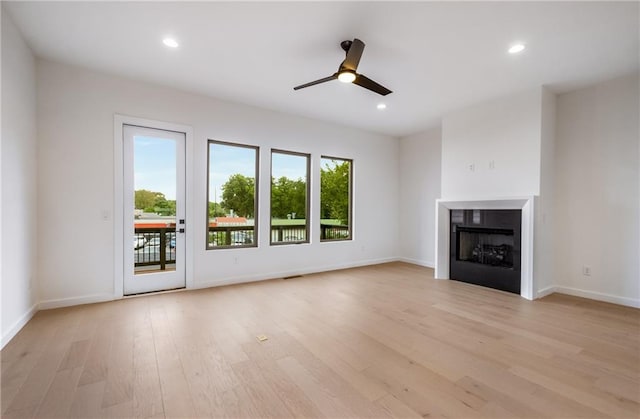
435 196 536 300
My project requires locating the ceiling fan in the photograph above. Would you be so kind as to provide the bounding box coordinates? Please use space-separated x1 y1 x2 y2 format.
293 38 392 96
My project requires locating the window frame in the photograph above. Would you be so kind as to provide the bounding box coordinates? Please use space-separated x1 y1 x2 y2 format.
320 155 353 242
206 139 259 250
270 149 311 246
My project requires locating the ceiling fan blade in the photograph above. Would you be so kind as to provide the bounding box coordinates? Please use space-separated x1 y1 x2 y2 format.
342 38 365 71
353 74 392 96
293 74 338 90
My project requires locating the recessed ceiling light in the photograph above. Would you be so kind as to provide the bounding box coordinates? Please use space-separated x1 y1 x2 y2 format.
508 43 525 54
163 38 179 48
377 103 387 110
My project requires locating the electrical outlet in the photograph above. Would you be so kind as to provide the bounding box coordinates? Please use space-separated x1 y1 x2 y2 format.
468 163 475 172
489 160 495 170
582 266 591 276
234 257 238 265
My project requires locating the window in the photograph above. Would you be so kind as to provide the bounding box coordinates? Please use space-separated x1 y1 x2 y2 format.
270 150 310 245
320 157 352 241
207 140 258 249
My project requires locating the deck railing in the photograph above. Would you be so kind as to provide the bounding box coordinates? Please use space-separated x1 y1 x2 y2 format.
134 224 351 269
320 224 351 240
134 227 176 270
206 223 350 246
208 225 255 246
270 225 307 243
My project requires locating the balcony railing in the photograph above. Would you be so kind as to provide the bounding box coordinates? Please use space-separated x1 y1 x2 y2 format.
271 225 307 243
208 225 255 246
134 224 351 270
206 223 350 247
134 227 176 271
320 224 351 240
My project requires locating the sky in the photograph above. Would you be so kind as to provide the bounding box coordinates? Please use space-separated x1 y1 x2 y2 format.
208 143 258 203
209 145 308 203
133 135 308 203
271 152 308 181
134 136 177 200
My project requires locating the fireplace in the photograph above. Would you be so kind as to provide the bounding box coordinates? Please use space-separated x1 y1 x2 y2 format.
450 209 521 294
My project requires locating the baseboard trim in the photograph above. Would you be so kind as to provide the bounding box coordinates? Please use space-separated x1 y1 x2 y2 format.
544 286 639 308
1 303 38 349
193 257 400 290
536 286 557 299
397 257 435 269
38 293 116 310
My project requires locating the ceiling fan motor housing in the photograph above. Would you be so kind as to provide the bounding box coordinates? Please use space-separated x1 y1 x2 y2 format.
340 40 353 52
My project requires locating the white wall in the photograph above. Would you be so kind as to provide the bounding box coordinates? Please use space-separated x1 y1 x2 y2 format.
36 60 400 305
534 88 557 294
438 87 553 298
1 9 39 346
398 127 441 267
441 89 542 199
554 73 639 307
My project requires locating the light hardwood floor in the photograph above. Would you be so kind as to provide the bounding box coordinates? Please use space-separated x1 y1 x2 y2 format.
2 262 639 418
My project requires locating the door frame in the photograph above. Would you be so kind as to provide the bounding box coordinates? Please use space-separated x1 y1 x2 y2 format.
114 115 194 298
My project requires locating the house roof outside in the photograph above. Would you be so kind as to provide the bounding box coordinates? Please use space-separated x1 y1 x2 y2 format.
213 217 249 227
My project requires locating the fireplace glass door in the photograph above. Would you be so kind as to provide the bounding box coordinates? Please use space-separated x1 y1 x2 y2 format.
457 227 514 268
450 209 522 294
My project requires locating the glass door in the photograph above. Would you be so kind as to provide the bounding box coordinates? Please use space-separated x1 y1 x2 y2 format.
123 125 186 295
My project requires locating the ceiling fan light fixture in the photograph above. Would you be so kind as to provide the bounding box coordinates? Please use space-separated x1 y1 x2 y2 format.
338 71 356 83
293 38 392 95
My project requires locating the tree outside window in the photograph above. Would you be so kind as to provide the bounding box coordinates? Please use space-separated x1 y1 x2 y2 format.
207 140 258 249
270 150 310 245
320 157 352 241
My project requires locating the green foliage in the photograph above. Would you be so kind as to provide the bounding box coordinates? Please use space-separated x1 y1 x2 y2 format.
135 162 349 223
320 160 350 225
135 189 176 216
270 176 306 219
213 163 349 223
220 174 255 217
154 198 176 216
208 202 226 218
135 189 162 210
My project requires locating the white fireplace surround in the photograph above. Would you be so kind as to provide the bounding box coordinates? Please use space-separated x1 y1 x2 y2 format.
435 196 536 300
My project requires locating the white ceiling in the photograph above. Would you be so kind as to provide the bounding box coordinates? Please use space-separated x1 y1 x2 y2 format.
5 1 639 137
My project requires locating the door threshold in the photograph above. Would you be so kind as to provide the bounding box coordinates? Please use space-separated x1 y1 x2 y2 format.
124 286 186 298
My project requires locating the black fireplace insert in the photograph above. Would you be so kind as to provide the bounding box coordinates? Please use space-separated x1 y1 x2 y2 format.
450 209 521 294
